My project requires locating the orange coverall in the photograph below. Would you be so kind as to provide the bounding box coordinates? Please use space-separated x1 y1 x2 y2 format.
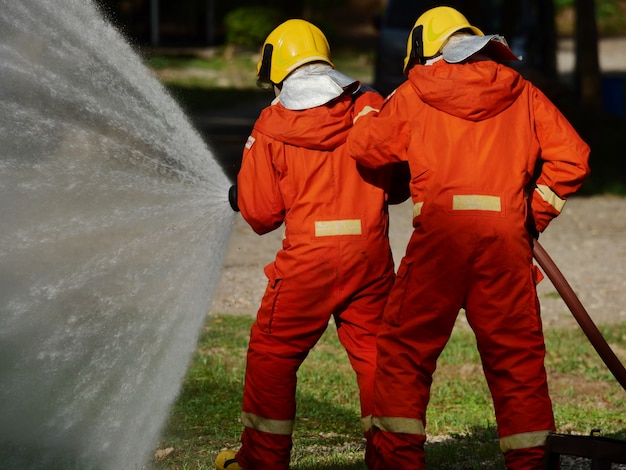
347 60 590 469
236 89 409 469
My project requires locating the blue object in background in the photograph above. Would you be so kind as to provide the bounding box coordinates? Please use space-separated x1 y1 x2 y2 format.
602 74 626 117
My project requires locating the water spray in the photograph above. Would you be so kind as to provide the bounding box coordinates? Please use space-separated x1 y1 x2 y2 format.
0 1 234 468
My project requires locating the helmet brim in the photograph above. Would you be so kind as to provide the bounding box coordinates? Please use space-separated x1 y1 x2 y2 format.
442 34 521 64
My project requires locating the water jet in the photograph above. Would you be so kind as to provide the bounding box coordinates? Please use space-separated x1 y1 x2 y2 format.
0 1 234 468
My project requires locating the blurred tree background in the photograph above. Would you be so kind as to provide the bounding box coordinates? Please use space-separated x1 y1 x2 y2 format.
94 0 626 109
95 0 626 47
95 0 381 47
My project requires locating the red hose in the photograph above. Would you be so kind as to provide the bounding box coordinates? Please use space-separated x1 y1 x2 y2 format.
533 239 626 391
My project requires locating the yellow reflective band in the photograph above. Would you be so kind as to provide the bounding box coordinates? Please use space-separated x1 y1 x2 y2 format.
453 195 501 211
373 416 425 435
353 105 379 123
413 201 424 217
535 184 566 213
361 415 372 433
500 430 550 452
314 219 362 237
244 135 255 150
241 411 294 435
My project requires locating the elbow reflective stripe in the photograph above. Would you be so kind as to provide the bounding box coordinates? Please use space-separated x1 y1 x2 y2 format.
499 430 551 453
452 195 501 212
314 219 362 236
535 184 566 213
353 105 379 123
413 201 424 218
244 135 256 150
372 416 425 435
241 411 294 435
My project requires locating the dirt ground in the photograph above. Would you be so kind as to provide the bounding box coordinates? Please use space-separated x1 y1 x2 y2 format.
209 195 626 329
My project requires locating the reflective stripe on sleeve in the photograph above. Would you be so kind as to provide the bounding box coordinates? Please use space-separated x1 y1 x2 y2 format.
241 411 294 435
353 105 380 123
413 202 424 218
372 416 425 435
535 184 566 213
499 430 551 452
244 135 256 150
452 195 501 212
314 219 362 237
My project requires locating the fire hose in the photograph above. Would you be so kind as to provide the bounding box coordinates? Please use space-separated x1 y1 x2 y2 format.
532 238 626 392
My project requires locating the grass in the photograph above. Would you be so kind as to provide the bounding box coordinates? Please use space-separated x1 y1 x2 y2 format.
153 314 626 469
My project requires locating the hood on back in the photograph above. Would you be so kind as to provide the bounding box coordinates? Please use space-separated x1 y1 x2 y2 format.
407 60 525 121
253 93 358 151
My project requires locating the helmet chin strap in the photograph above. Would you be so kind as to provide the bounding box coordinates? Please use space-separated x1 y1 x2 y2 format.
411 25 424 63
258 43 273 83
424 55 444 66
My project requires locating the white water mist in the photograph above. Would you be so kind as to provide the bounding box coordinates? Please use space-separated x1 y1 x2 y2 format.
0 1 234 468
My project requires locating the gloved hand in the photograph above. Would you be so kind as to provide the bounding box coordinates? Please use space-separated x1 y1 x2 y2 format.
228 185 239 212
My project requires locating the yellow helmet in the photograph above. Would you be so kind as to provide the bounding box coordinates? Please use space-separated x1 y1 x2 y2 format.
257 19 334 85
403 6 483 74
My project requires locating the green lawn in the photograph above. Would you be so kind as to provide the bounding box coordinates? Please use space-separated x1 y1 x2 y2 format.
154 314 626 469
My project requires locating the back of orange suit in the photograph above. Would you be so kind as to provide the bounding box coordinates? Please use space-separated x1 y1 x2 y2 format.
228 19 410 470
347 7 590 470
236 89 407 470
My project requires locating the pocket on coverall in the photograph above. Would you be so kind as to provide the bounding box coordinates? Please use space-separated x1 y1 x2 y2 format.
257 262 282 333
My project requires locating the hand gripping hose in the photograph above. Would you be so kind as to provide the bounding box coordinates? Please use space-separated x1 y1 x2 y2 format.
533 239 626 391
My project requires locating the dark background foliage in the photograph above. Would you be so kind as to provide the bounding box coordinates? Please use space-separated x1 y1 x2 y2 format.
95 0 626 194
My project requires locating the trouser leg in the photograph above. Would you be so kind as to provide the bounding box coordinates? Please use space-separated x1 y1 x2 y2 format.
237 313 328 469
371 242 465 468
466 239 554 469
371 428 427 470
503 447 548 470
238 427 292 470
334 275 390 468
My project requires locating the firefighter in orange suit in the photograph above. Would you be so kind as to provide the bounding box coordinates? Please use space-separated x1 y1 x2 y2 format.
216 19 410 470
346 7 590 470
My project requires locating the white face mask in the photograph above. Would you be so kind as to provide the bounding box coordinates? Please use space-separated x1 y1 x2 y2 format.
277 63 359 110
